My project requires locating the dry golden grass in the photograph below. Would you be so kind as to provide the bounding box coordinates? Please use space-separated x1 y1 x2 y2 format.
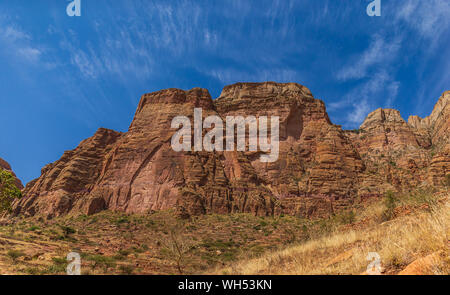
1 190 448 275
214 194 449 275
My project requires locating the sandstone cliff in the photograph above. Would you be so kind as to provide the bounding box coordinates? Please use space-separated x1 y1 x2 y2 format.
409 91 450 186
11 83 450 219
215 82 364 217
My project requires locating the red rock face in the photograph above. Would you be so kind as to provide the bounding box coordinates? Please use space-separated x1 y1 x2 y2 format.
11 84 450 219
14 128 122 218
13 87 275 218
215 82 364 217
412 91 450 186
348 91 450 196
0 157 23 189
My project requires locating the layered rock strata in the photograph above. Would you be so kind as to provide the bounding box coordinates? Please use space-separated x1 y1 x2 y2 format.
11 84 450 219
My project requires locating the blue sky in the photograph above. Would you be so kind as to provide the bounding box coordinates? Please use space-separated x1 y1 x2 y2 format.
0 0 449 184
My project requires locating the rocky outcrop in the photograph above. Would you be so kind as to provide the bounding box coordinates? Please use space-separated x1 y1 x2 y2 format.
344 91 450 196
347 108 430 196
11 83 450 219
408 91 450 147
215 82 364 217
398 251 445 275
13 128 122 218
0 157 23 189
13 88 275 218
409 91 450 186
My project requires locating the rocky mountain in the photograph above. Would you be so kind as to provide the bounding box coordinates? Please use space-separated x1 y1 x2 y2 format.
0 157 23 189
11 83 450 219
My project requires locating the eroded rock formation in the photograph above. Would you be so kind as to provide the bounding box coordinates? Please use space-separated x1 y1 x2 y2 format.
11 83 450 219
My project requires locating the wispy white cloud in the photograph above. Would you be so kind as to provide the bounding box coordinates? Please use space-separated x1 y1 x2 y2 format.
331 0 449 128
327 100 348 112
55 25 155 81
385 81 400 108
332 70 400 127
17 47 42 62
337 35 401 81
51 1 218 81
70 49 98 79
348 99 371 125
389 0 450 115
50 0 305 86
332 26 403 127
0 23 40 63
2 25 30 41
394 0 450 48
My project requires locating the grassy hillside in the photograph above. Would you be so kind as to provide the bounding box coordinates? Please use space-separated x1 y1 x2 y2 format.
213 190 449 275
0 189 448 275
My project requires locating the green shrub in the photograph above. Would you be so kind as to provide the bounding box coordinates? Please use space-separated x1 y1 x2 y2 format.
115 216 130 225
23 267 41 275
7 250 25 261
406 188 437 208
259 220 268 227
119 264 134 275
338 210 356 224
0 170 22 213
52 257 67 265
86 255 116 271
53 225 77 241
381 191 397 221
58 225 76 238
117 249 131 256
27 225 40 232
44 256 68 274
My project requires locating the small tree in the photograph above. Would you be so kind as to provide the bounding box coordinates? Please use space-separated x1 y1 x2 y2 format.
160 223 194 274
381 190 397 221
0 170 22 213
